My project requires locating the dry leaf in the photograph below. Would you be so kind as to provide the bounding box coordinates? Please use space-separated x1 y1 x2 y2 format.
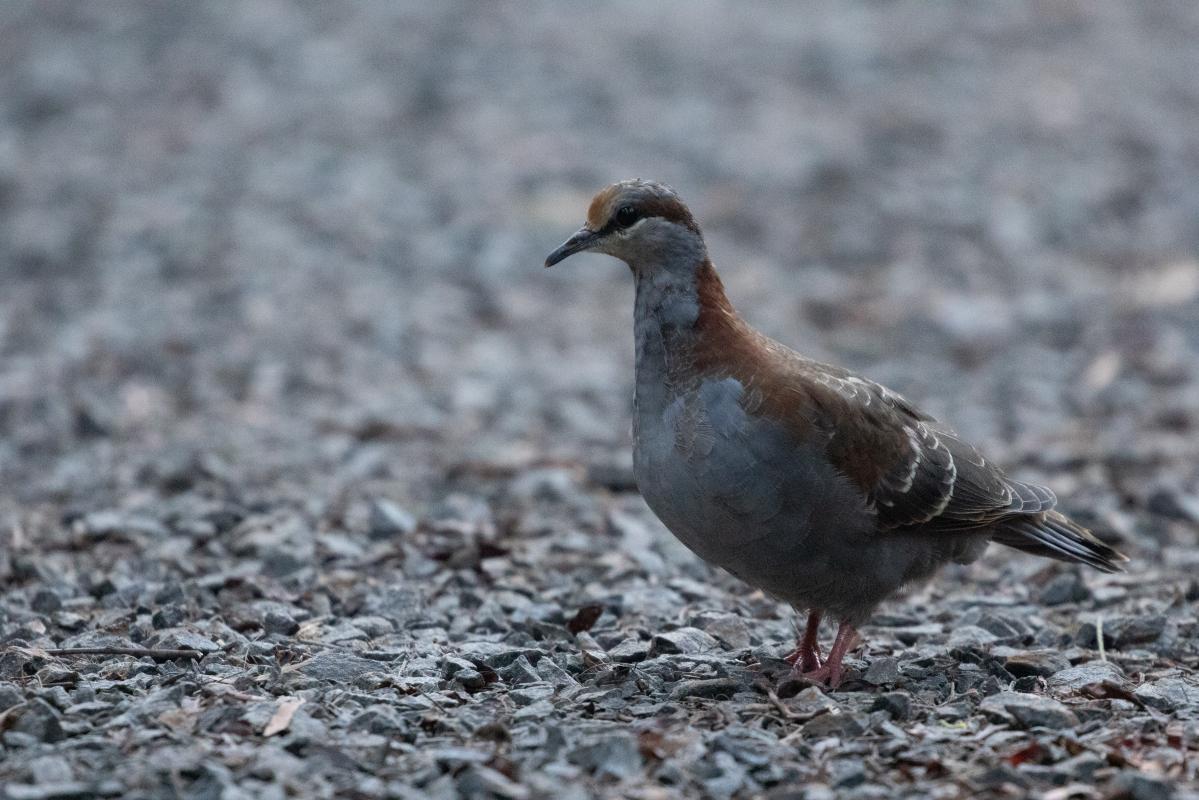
262 696 304 737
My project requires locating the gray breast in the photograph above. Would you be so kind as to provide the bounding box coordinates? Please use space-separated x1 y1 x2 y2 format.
633 375 879 604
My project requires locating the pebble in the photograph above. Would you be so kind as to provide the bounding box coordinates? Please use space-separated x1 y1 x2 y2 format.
648 627 720 656
368 499 417 539
298 651 386 682
10 699 65 743
263 611 301 636
669 678 741 701
1048 660 1126 692
979 692 1079 730
607 638 650 663
1003 651 1070 677
1037 573 1093 606
870 692 912 720
30 589 63 614
567 734 643 780
803 712 866 739
862 657 899 686
0 683 25 711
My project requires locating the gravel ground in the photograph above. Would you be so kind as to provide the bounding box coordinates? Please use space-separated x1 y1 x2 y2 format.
2 2 1199 798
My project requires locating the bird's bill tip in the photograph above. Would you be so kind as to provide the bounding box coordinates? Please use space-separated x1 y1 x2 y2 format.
544 226 598 268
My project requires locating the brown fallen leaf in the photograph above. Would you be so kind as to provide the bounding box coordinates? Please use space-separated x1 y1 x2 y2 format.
262 696 304 737
566 603 604 634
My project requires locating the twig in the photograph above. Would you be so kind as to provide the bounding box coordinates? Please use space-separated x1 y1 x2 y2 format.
1096 616 1107 662
44 646 206 661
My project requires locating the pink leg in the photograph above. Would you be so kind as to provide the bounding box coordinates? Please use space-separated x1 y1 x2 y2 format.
790 621 859 689
783 610 823 672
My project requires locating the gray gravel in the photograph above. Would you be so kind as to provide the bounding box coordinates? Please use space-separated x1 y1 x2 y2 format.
2 2 1199 798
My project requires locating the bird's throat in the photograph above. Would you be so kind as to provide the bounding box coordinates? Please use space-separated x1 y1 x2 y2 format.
632 258 741 401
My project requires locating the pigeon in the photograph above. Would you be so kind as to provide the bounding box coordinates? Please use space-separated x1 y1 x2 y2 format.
546 179 1127 687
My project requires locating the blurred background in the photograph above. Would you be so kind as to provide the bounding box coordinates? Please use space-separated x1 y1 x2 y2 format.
2 2 1198 507
1 2 1198 797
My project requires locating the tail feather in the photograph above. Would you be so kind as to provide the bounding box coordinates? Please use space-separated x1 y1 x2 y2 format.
992 510 1128 574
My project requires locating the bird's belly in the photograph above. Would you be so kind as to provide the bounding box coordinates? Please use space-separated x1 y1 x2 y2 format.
632 377 875 603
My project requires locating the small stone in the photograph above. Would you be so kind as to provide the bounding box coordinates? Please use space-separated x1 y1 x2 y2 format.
151 605 186 629
513 699 555 722
455 668 487 692
456 641 531 669
802 712 866 739
828 760 868 789
871 692 911 720
499 655 541 686
509 683 555 706
151 630 220 653
669 678 740 700
947 625 998 649
25 753 74 784
534 658 577 688
1134 677 1199 711
1112 615 1167 649
50 612 87 632
364 587 424 626
350 706 406 736
457 765 531 800
10 698 64 743
787 686 840 716
353 616 395 638
690 611 751 650
1077 615 1167 651
567 734 643 779
648 627 719 656
0 683 24 711
1037 573 1092 606
974 612 1034 643
1112 770 1174 800
1011 675 1045 693
1003 651 1070 678
299 650 385 682
30 589 62 614
263 611 300 636
862 657 899 686
607 638 650 663
1048 660 1125 692
442 655 478 678
890 623 944 645
1146 486 1199 523
35 666 78 689
260 547 308 577
980 691 1079 729
80 511 169 540
369 499 417 539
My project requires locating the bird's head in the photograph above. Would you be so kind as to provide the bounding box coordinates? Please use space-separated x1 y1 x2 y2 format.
544 179 705 270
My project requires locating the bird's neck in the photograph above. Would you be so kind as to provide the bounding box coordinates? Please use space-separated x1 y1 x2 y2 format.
633 257 747 397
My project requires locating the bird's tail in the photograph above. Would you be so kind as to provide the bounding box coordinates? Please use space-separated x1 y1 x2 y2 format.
992 510 1128 573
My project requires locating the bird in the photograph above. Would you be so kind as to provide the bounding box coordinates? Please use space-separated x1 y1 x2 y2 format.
544 179 1127 689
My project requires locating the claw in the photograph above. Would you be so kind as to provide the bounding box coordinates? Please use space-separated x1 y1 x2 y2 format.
783 609 824 670
785 620 859 690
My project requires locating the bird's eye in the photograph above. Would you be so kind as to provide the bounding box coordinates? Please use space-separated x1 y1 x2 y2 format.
615 205 640 228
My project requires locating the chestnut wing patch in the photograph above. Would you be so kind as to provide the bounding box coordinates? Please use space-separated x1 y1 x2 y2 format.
815 374 1056 532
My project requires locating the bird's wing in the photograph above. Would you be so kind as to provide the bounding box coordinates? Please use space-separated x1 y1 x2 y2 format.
809 371 1055 532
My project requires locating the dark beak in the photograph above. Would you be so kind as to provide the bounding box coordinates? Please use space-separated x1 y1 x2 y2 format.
544 226 600 268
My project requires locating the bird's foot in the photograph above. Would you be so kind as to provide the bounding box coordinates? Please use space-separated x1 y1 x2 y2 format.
782 644 822 672
783 620 859 691
782 609 824 671
789 661 844 690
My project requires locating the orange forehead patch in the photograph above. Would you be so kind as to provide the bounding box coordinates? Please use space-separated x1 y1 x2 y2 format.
586 185 621 230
